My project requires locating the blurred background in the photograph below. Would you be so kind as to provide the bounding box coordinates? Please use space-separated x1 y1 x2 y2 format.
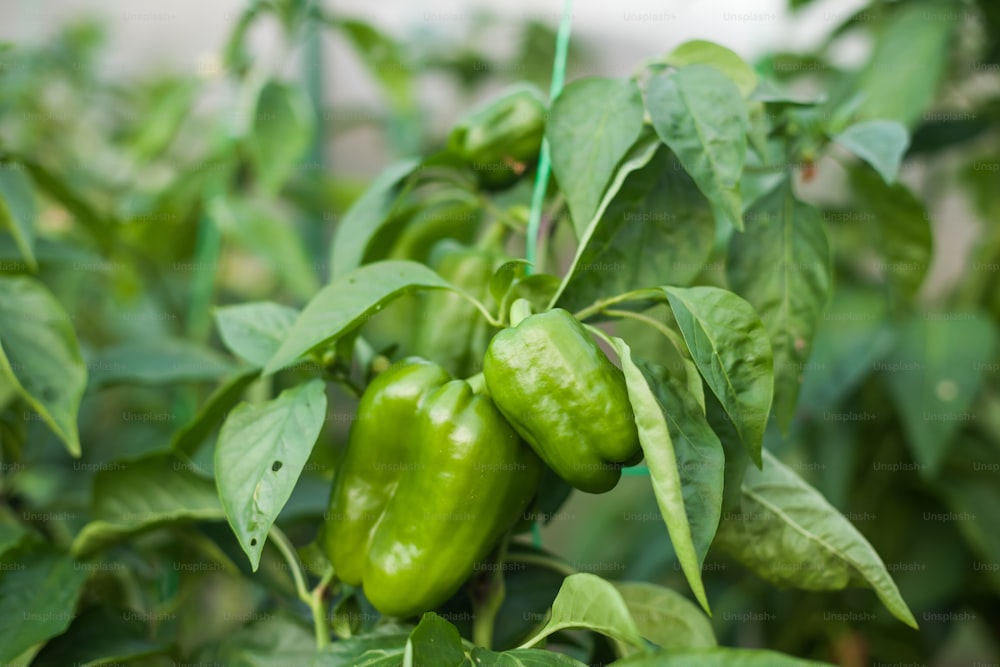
1 1 999 665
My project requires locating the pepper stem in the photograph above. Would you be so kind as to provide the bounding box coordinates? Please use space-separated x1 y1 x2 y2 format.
509 298 533 327
466 372 487 395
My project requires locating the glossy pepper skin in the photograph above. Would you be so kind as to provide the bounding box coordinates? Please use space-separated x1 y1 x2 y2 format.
412 241 496 377
448 86 546 190
483 309 641 494
324 359 542 617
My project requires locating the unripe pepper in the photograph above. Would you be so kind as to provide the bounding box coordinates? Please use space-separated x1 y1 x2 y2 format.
324 358 542 617
448 86 546 190
483 305 641 494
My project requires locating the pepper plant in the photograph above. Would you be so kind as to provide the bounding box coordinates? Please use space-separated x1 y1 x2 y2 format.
1 0 996 665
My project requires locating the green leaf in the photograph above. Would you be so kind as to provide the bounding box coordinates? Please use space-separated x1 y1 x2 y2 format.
519 573 646 650
405 613 466 667
217 612 320 667
612 340 710 613
849 168 932 304
833 120 910 184
614 647 834 666
171 370 260 455
714 450 918 629
0 544 89 662
0 275 86 456
547 77 645 238
27 606 170 667
881 314 995 473
665 40 758 97
0 164 37 270
264 260 454 374
489 260 532 305
471 647 588 666
216 379 327 570
854 1 958 127
557 148 715 313
615 582 716 651
87 338 236 388
330 160 420 279
248 80 315 193
663 286 774 467
71 453 225 557
333 19 414 113
648 65 749 232
727 180 832 431
216 301 300 367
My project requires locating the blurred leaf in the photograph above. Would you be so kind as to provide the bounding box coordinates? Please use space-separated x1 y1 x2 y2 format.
615 582 716 651
615 647 834 666
854 0 958 127
405 613 466 667
248 80 315 194
71 453 224 557
519 573 645 651
216 379 327 570
665 41 757 98
558 149 715 313
0 544 89 662
833 120 910 184
471 647 587 666
0 275 86 456
648 65 748 232
908 117 991 155
128 79 196 161
264 260 452 374
714 450 918 628
309 626 412 665
330 160 419 279
87 338 236 388
216 612 319 667
216 301 300 367
727 180 832 431
171 370 260 456
882 313 995 473
0 164 37 270
547 77 645 238
334 19 414 112
28 606 170 667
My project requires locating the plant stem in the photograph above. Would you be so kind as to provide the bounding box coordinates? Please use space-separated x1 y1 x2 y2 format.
473 533 511 649
604 308 686 351
270 526 331 649
572 291 655 322
506 552 578 578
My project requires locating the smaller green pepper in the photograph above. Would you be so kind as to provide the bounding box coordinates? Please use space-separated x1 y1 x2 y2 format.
448 86 546 190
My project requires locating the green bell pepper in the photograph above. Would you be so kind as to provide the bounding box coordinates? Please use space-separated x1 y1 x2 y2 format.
483 307 641 494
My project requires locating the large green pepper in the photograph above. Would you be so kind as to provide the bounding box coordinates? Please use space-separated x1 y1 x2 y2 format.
483 306 641 494
448 86 546 190
412 241 496 377
324 358 542 617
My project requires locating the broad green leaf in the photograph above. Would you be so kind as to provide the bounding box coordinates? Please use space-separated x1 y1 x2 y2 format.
849 168 932 304
216 379 327 569
405 613 466 667
648 65 749 232
489 259 532 305
171 370 260 455
0 544 89 662
519 573 646 650
615 582 716 651
547 77 645 238
855 1 958 127
551 131 661 307
557 148 714 313
665 40 758 97
881 314 995 473
615 647 834 666
216 612 319 667
27 606 170 667
216 301 300 367
128 79 196 161
264 260 453 374
308 626 411 666
0 521 28 558
638 365 724 566
471 647 588 667
0 164 37 270
612 340 709 613
330 160 419 279
248 80 315 193
0 275 86 456
714 450 918 628
87 338 236 388
663 286 774 467
71 453 225 557
727 180 832 431
833 120 910 184
797 288 895 413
